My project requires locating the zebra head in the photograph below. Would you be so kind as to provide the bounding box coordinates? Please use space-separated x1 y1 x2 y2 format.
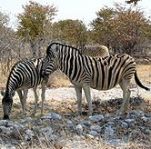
41 42 60 77
1 91 14 120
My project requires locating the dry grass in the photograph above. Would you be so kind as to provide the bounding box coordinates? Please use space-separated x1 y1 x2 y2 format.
47 70 71 88
0 97 151 148
136 64 151 84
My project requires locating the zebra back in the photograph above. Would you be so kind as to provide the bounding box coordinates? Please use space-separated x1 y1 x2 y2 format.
44 43 136 90
5 58 44 95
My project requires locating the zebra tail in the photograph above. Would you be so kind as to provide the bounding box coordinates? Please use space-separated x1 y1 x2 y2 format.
134 71 150 91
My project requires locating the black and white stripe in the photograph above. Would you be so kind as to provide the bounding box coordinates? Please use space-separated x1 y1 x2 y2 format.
42 42 150 116
2 57 53 120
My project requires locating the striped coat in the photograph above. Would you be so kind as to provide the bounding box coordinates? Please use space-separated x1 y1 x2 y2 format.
42 42 150 116
2 58 50 119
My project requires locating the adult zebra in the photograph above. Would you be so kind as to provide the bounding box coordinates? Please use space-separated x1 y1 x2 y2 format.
41 42 150 116
2 57 55 120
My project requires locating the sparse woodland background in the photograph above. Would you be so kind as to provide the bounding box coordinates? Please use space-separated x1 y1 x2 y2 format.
0 0 151 81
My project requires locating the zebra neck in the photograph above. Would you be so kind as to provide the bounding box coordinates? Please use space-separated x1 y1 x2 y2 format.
58 49 80 79
4 89 14 98
5 82 16 97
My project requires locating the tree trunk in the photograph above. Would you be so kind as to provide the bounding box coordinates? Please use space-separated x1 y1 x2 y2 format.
30 41 37 58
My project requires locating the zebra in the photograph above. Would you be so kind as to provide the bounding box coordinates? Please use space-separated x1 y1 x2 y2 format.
41 42 150 116
2 57 55 120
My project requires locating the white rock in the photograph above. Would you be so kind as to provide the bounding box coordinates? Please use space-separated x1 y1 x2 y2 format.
24 129 34 141
67 120 74 129
89 114 104 122
0 144 16 149
41 112 62 120
89 130 98 137
0 126 11 135
76 124 83 134
90 125 102 133
104 125 115 140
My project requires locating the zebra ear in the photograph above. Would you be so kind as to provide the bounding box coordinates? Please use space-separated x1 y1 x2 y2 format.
52 44 59 56
11 92 15 97
1 90 5 96
56 45 59 52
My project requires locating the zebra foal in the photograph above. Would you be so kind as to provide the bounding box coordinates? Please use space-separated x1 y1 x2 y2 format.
2 57 54 120
41 42 150 116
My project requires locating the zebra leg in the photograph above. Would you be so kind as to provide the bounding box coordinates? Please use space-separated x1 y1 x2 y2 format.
74 85 82 115
32 87 39 116
23 89 28 112
118 79 131 115
83 85 93 116
41 81 46 116
17 89 27 116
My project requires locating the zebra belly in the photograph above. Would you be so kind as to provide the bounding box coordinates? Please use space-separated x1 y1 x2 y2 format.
17 79 41 90
90 70 121 90
90 82 118 90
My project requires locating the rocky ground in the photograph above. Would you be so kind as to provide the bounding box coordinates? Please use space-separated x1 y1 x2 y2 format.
0 86 151 149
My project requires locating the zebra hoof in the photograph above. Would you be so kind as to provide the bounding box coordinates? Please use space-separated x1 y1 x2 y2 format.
3 115 10 120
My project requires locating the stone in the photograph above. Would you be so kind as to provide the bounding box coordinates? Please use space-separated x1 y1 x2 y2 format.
89 130 98 137
24 129 34 141
0 120 25 140
104 125 115 140
0 120 9 126
120 121 129 129
41 112 62 121
0 126 11 135
141 116 151 126
89 114 104 122
90 125 102 133
66 120 74 129
124 119 135 127
75 124 83 135
80 120 91 128
128 110 144 119
0 144 16 149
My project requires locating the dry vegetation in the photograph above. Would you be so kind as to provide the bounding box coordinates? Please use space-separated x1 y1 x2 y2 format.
0 62 151 149
0 94 151 148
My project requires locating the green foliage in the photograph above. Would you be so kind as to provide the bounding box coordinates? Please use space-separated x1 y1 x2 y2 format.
91 4 150 54
52 19 87 47
17 1 57 41
91 7 116 45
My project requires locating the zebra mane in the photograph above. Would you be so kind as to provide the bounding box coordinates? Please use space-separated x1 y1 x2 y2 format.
46 42 82 55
